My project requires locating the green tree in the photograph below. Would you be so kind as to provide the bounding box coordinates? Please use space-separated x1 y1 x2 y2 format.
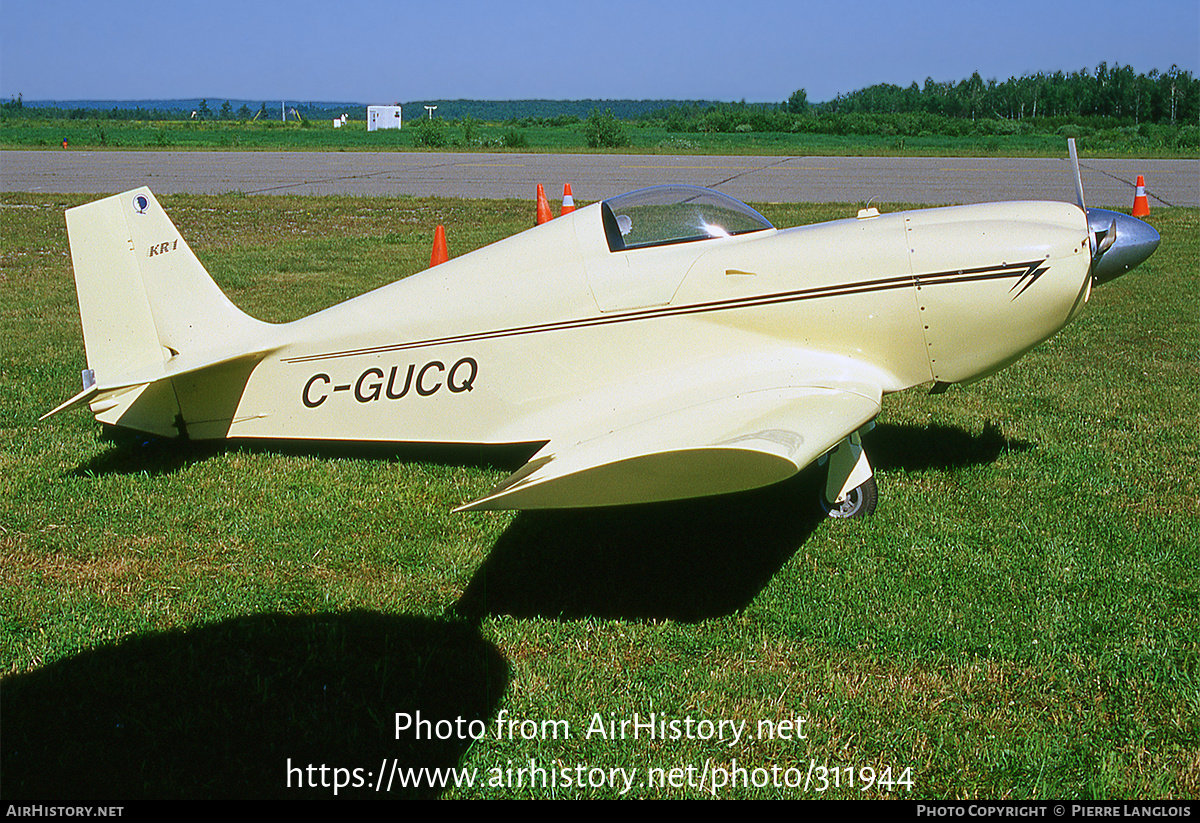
460 114 478 143
584 109 628 148
960 72 985 120
412 117 448 147
786 88 808 114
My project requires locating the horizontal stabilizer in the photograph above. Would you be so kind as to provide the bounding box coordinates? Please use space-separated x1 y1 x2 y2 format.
40 384 103 422
40 345 278 423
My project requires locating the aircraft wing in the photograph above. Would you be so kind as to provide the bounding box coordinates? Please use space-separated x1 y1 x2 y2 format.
456 375 882 511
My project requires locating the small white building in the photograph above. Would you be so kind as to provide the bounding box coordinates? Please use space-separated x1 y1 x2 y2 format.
367 105 402 131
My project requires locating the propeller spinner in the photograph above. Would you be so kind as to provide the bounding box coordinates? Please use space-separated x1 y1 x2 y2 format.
1068 138 1161 284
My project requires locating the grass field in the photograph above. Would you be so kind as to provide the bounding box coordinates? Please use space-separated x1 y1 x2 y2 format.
3 116 1197 157
1 193 1196 799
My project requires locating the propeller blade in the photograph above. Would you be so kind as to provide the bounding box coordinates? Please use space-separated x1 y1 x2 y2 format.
1068 137 1086 212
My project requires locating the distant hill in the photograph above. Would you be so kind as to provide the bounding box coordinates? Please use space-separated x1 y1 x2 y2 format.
23 99 363 116
390 100 724 121
21 98 727 120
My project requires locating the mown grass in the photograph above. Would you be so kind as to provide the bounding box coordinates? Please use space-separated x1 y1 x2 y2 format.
1 193 1196 799
3 116 1197 157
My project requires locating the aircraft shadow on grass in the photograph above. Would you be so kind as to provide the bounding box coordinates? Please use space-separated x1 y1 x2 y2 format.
455 420 1033 622
2 611 507 800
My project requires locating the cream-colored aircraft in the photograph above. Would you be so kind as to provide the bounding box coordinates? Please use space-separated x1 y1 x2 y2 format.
44 143 1159 517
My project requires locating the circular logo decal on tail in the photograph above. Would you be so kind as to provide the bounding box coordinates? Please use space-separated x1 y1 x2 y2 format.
133 195 149 214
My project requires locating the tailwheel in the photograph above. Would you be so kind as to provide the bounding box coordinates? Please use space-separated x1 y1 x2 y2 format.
820 476 878 519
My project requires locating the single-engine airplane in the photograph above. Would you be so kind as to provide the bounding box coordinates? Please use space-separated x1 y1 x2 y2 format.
44 142 1160 517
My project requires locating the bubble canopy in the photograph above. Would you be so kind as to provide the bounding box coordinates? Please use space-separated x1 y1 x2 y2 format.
600 185 774 252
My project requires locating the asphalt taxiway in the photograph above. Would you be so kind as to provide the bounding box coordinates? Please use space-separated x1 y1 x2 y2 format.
2 150 1195 208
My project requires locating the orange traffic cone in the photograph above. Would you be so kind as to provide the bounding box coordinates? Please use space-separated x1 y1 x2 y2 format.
536 184 553 225
430 225 448 266
561 183 576 216
1132 175 1150 217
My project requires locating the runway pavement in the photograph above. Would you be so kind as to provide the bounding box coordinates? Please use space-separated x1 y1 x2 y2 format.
2 150 1195 208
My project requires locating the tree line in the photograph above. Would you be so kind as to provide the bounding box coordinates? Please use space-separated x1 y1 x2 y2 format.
633 65 1197 147
814 64 1196 125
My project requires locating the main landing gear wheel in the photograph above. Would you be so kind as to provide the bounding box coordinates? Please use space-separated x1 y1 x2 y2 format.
820 476 878 519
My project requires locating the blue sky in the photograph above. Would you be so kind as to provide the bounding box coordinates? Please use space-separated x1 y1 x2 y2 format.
2 0 1196 104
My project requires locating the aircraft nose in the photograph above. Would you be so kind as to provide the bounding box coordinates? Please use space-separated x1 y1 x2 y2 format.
1087 208 1161 284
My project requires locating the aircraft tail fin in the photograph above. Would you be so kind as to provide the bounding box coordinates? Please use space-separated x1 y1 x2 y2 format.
52 188 276 437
